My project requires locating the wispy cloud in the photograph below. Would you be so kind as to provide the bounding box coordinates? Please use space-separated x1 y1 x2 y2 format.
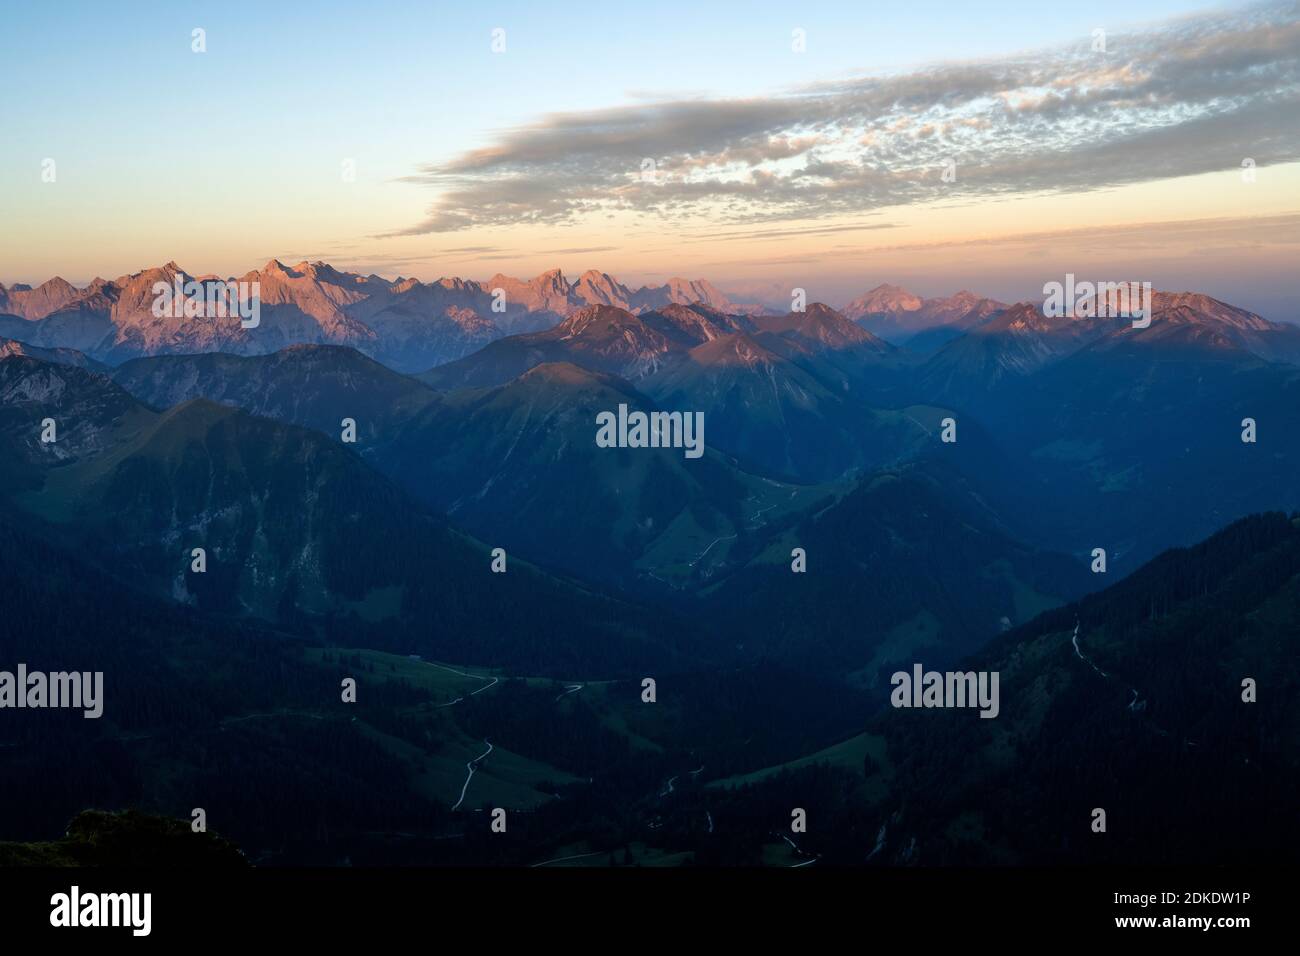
385 2 1300 237
853 212 1300 255
684 221 900 242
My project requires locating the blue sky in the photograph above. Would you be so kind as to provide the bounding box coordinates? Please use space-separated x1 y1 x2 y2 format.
1 1 1297 317
1 0 1211 166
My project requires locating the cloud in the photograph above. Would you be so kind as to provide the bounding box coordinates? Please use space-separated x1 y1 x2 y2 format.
386 2 1300 236
684 221 899 243
853 212 1300 255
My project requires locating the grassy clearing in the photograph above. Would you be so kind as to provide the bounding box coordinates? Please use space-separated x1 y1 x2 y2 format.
709 732 890 792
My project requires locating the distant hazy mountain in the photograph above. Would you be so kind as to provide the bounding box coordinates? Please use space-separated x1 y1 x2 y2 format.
844 283 924 320
10 262 1291 384
1122 292 1300 364
3 261 378 364
570 269 637 310
633 277 740 313
918 291 1300 415
0 336 107 372
0 262 746 373
0 276 84 319
843 284 1007 347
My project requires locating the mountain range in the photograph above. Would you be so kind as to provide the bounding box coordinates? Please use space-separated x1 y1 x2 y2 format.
2 258 1298 868
3 363 1292 864
0 263 757 373
843 284 1008 348
7 260 1297 386
11 260 1297 572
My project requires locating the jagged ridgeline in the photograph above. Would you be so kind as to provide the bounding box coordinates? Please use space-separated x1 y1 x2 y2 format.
0 262 754 373
3 267 1300 867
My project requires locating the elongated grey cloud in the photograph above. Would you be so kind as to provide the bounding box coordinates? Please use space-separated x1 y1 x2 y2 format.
386 2 1300 236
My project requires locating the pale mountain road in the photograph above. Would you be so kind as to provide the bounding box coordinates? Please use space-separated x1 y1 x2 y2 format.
451 738 494 811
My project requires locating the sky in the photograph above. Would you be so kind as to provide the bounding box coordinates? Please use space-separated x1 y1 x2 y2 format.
1 0 1297 317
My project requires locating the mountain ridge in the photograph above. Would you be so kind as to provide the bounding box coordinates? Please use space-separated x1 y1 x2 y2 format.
0 263 753 372
6 259 1293 377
